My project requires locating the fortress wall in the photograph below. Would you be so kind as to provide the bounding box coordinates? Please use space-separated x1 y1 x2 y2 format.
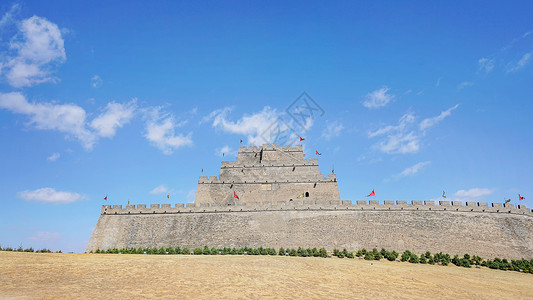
86 207 533 259
194 177 340 205
101 201 532 216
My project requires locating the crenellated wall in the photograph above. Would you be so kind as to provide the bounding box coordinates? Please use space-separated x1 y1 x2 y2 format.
194 144 340 206
86 201 533 259
86 143 533 259
97 201 532 216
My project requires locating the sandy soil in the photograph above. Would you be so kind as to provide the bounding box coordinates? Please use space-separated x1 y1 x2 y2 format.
0 252 531 299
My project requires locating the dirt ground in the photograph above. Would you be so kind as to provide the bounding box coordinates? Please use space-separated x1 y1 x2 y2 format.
0 252 531 299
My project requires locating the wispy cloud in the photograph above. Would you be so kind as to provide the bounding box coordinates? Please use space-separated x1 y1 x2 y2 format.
478 58 494 73
2 15 66 88
0 4 20 28
150 185 168 195
18 187 83 204
144 107 193 155
216 145 236 158
90 100 136 138
368 112 415 138
452 188 495 202
419 104 459 131
435 77 442 87
362 86 394 109
396 161 431 178
321 120 343 140
91 75 103 88
28 231 61 243
369 104 458 155
507 52 531 72
0 92 137 150
457 81 474 89
47 152 60 162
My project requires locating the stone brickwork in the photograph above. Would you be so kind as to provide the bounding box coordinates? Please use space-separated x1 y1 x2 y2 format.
86 202 533 259
86 144 533 259
194 144 340 206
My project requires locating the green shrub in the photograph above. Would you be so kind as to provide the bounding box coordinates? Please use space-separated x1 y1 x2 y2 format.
279 247 285 256
193 247 203 255
364 252 374 260
420 255 427 264
401 250 412 262
319 248 328 258
409 253 419 263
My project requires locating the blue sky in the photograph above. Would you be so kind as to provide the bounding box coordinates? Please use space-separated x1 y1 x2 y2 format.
0 1 532 252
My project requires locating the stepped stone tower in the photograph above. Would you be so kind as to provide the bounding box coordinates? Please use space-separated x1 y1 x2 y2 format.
194 144 340 206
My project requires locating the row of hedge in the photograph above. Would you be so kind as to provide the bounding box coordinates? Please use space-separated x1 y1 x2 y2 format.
3 243 531 274
0 245 60 253
92 246 329 258
332 248 533 273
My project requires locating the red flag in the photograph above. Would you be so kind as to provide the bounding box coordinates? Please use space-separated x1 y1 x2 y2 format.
240 139 243 143
519 194 525 200
332 164 334 174
233 191 239 200
201 168 203 173
223 153 224 157
300 137 305 141
104 195 107 200
315 150 322 155
366 189 375 197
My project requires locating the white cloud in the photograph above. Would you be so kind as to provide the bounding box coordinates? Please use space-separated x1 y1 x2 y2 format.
18 187 83 204
419 104 459 131
216 145 236 158
368 112 421 154
206 106 305 146
90 100 136 138
150 185 168 195
91 75 103 88
376 131 420 154
28 231 61 243
507 52 531 72
362 86 394 109
0 4 20 28
397 161 431 178
457 81 474 89
368 112 415 138
47 152 60 162
3 16 66 88
453 188 495 201
144 107 193 155
478 57 494 73
0 92 95 149
436 77 442 87
0 92 137 150
321 121 343 140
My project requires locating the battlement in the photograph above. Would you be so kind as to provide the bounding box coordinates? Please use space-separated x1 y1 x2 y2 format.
101 201 533 216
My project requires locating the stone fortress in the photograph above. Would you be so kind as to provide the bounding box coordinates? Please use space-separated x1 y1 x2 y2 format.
87 144 533 259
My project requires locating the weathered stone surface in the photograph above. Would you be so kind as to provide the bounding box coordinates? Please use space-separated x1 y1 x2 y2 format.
86 209 533 259
86 144 533 259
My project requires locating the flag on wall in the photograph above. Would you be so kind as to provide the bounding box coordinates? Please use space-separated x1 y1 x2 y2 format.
504 198 511 203
233 191 239 199
519 194 525 200
167 194 169 199
298 191 305 198
240 139 243 143
300 137 305 141
332 164 334 174
366 189 375 197
442 190 446 198
104 195 107 201
315 150 322 155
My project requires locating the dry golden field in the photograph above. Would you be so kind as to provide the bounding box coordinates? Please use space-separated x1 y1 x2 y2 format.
0 251 532 299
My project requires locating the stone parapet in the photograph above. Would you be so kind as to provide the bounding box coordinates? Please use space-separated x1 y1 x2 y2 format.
100 201 533 217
